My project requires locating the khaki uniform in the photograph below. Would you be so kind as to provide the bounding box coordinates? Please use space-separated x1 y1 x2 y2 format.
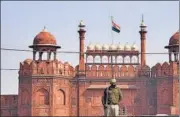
102 86 123 116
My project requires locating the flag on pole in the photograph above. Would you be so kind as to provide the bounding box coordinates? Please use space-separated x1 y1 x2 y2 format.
111 17 120 33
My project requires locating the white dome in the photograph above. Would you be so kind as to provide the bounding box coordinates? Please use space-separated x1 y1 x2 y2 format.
124 43 131 51
102 44 109 50
131 44 138 51
87 44 95 50
117 43 124 50
95 44 102 50
109 44 117 50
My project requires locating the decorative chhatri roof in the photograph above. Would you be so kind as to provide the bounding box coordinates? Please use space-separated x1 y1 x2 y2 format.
33 27 57 45
169 31 179 45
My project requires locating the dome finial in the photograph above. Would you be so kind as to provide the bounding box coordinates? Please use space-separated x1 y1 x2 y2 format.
140 14 145 26
42 26 47 32
79 20 85 28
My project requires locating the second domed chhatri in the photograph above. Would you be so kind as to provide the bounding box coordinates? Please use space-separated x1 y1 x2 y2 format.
169 31 179 45
165 31 179 49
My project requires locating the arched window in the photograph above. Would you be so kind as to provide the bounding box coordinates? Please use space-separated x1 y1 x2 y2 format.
36 88 49 105
94 56 101 63
102 56 108 63
124 56 130 63
56 89 65 105
87 55 94 63
131 56 138 63
117 56 123 63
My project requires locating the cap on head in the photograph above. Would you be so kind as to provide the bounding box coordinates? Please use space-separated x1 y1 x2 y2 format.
110 78 116 85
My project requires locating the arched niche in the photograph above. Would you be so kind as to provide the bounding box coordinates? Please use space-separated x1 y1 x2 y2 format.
86 65 91 77
113 65 119 78
56 89 66 105
36 88 49 105
120 65 127 77
161 89 169 104
98 65 104 77
91 65 97 77
128 65 135 77
21 89 30 105
105 65 112 78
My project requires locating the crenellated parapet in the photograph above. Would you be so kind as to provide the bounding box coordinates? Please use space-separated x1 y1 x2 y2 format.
151 62 179 78
19 59 75 77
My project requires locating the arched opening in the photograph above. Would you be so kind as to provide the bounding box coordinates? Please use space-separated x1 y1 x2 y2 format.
117 56 123 63
124 56 130 63
87 55 94 63
131 56 138 63
42 52 48 60
56 89 66 105
94 55 101 63
102 56 108 63
36 88 49 105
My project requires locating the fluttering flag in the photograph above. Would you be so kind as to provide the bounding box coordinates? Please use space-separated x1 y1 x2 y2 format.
112 17 120 33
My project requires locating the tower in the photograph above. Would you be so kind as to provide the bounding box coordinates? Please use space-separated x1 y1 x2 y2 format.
139 15 147 67
18 27 73 116
78 20 86 75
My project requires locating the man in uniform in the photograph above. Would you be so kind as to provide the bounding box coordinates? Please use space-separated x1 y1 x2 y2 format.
102 78 123 116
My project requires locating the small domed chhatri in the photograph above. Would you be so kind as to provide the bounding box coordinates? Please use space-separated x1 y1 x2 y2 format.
87 43 95 50
131 43 138 51
124 43 131 51
109 44 117 50
95 43 102 50
33 27 57 45
102 44 109 50
117 43 124 50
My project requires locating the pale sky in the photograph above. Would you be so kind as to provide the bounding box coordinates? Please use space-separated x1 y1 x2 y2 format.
1 1 179 94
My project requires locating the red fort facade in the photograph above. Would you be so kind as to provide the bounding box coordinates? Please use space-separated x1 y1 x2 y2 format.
1 20 179 116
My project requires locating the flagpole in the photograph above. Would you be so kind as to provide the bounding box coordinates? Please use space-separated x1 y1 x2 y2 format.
111 16 114 44
110 16 114 79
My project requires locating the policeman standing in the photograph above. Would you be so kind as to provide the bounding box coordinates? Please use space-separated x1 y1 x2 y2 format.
102 78 123 116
